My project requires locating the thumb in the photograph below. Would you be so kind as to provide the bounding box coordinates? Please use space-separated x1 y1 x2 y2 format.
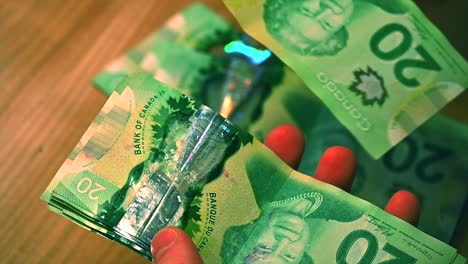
152 227 203 264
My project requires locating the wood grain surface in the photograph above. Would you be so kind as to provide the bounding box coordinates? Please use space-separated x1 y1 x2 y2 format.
0 0 466 263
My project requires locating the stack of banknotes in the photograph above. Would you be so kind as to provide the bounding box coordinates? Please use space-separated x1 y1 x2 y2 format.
43 2 468 263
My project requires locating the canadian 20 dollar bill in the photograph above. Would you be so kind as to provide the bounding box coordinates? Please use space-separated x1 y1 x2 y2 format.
223 0 468 158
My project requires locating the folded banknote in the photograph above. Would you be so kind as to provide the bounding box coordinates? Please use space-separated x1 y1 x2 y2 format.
43 73 466 263
223 0 468 159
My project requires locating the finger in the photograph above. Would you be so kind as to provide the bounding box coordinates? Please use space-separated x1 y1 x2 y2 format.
314 146 356 191
152 227 203 264
385 190 421 226
264 124 305 169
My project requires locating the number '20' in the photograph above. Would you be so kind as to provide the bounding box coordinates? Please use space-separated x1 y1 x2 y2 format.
336 230 416 263
76 177 106 200
370 23 442 87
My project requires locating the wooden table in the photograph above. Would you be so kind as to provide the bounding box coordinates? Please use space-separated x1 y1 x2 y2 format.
1 0 467 263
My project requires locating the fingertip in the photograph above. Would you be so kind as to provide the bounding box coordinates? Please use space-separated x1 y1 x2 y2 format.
264 124 305 169
152 227 202 264
314 146 356 191
385 190 421 226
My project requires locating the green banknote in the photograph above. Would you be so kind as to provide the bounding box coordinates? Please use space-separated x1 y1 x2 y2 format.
94 3 235 95
287 98 468 243
94 2 287 132
223 0 468 158
43 73 466 263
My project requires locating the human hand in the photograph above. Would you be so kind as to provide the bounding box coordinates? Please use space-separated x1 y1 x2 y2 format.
151 226 203 264
151 124 421 264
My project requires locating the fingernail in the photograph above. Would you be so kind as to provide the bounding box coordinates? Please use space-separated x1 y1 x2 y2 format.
385 190 420 225
264 124 305 169
152 228 178 260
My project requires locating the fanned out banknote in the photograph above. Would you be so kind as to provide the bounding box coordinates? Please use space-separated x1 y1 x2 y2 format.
93 3 468 246
223 0 468 159
43 73 466 263
94 3 236 95
94 3 285 131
